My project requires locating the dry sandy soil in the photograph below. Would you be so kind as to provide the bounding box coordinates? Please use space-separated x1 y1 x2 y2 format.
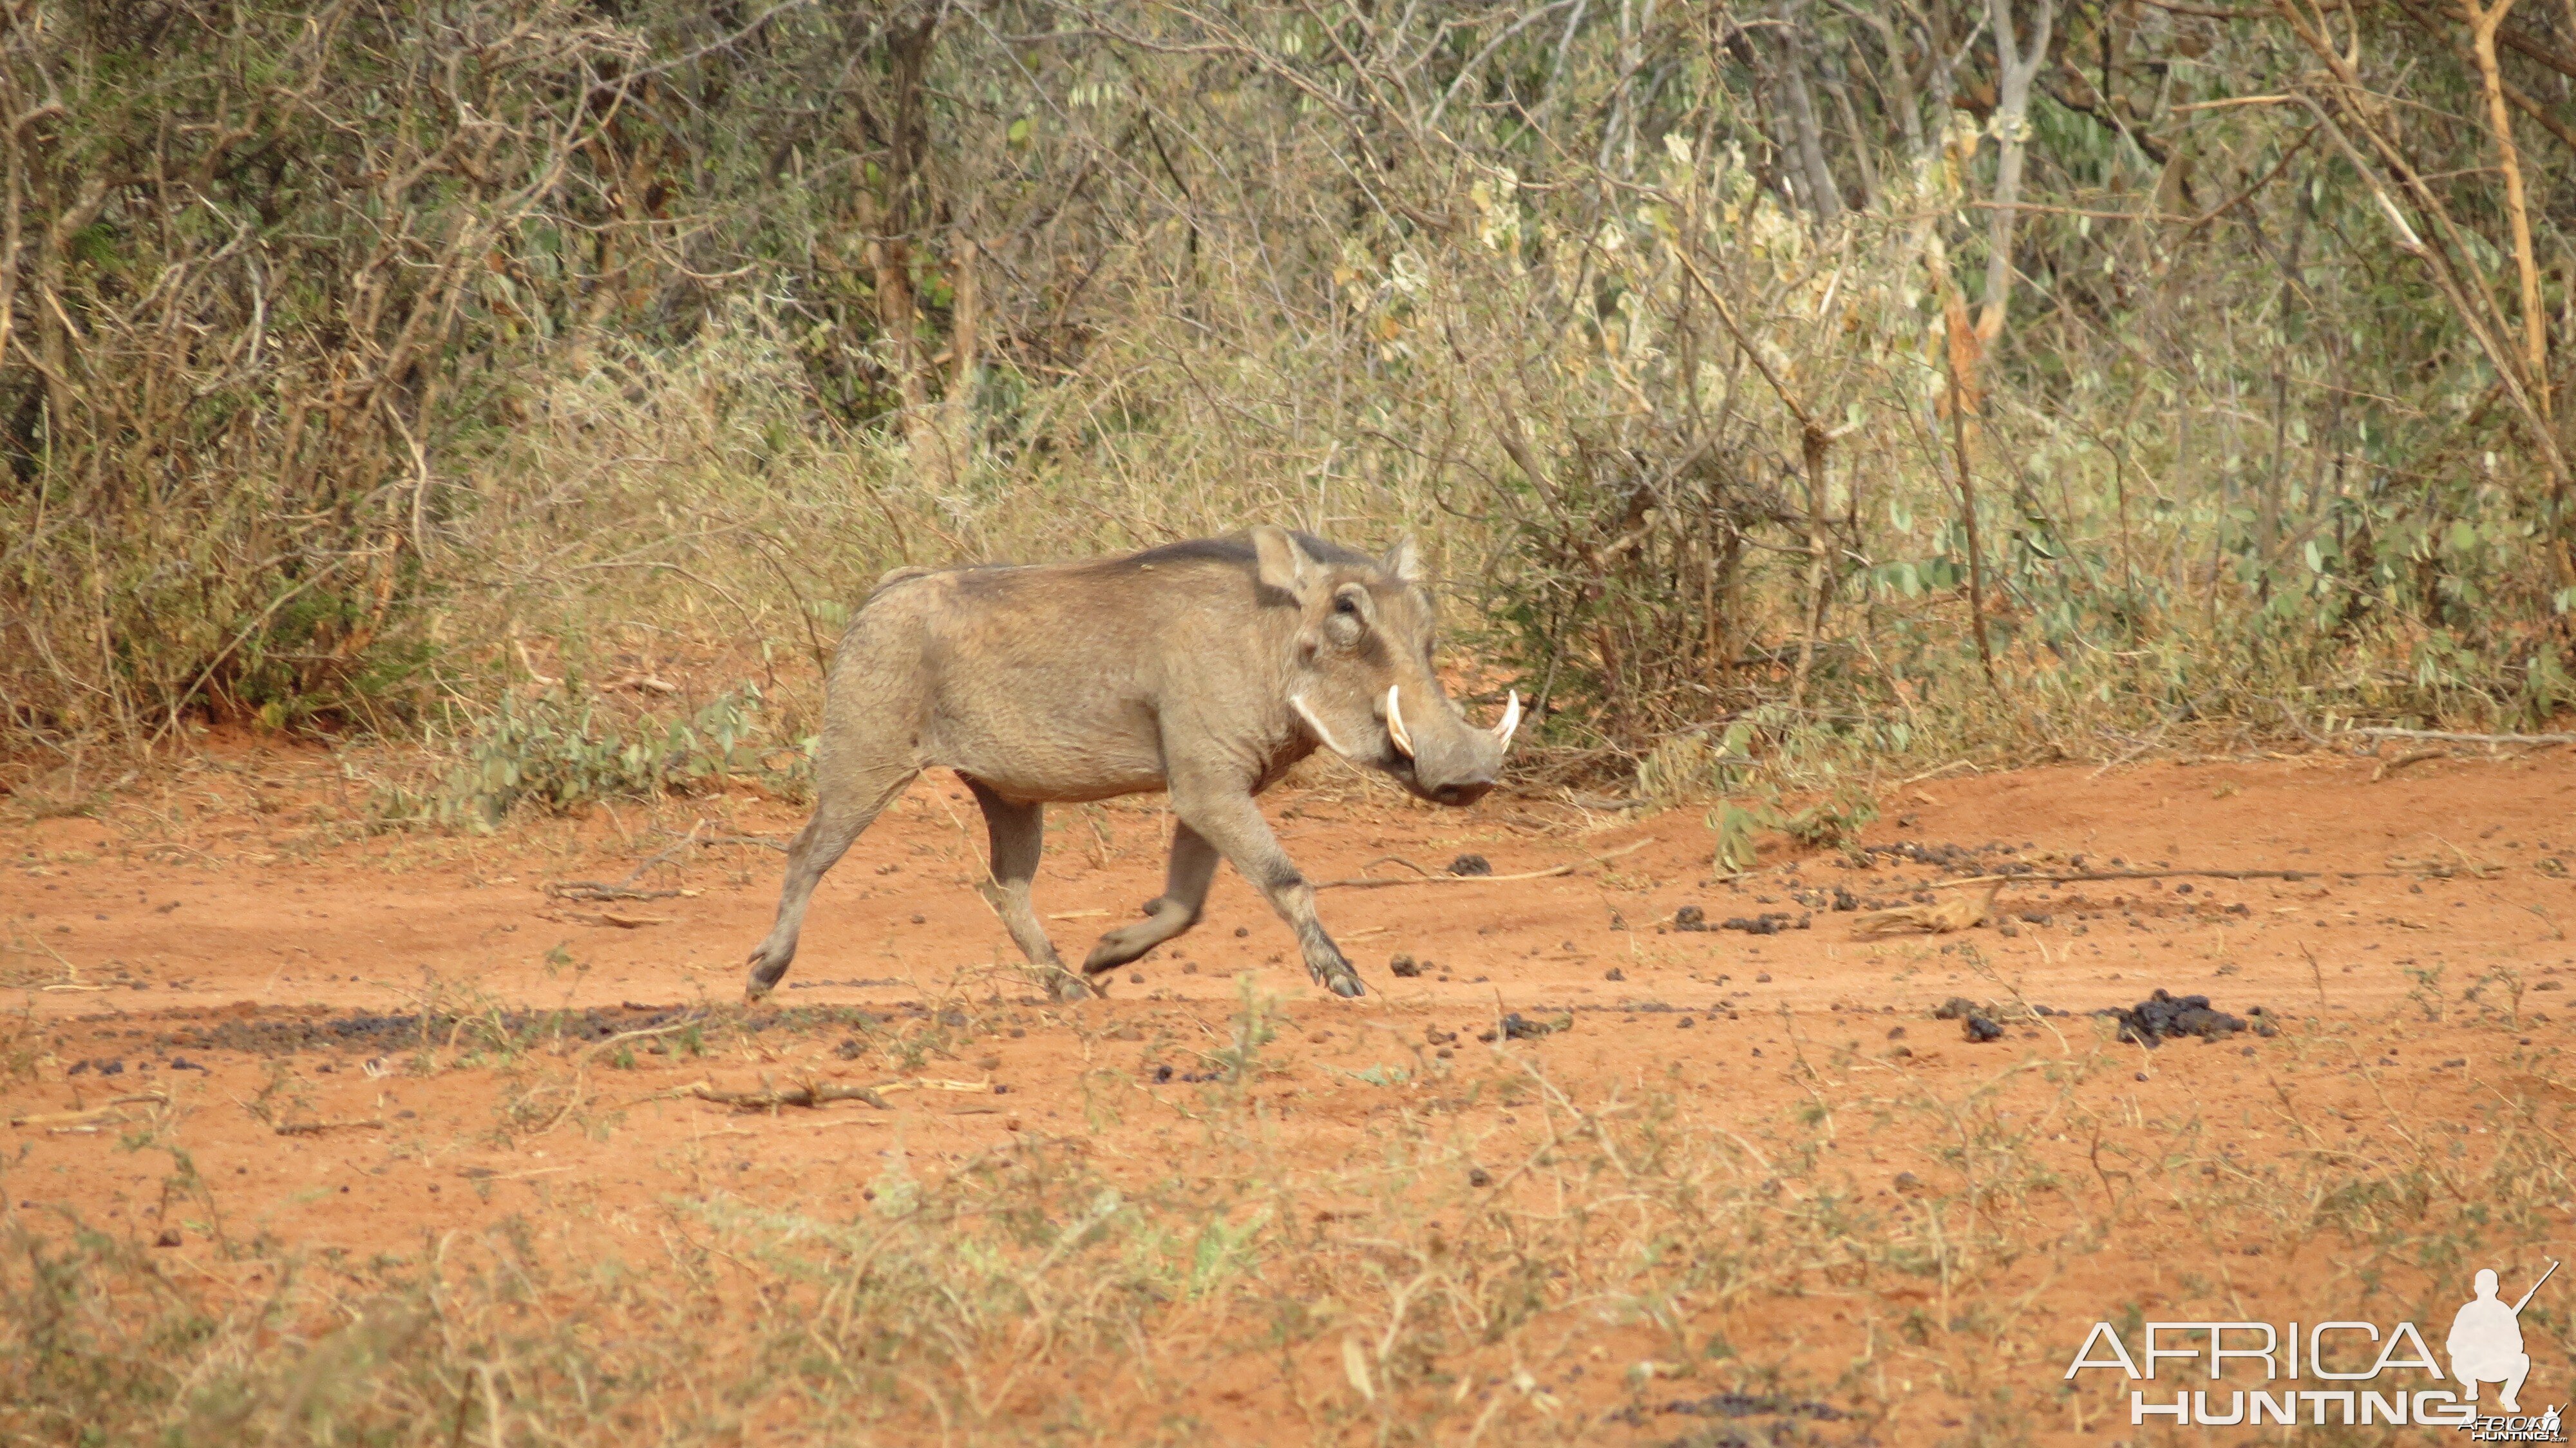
6 739 2575 1445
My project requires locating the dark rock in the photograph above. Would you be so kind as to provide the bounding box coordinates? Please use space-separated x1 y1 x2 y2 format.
1446 853 1493 877
1500 1012 1570 1040
1389 954 1423 978
1962 1015 2004 1043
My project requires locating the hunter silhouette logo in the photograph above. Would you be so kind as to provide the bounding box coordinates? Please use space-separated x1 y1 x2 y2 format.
2062 1259 2564 1438
2452 1262 2553 1414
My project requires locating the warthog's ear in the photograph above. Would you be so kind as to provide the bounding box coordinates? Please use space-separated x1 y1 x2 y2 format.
1381 537 1425 586
1251 526 1318 604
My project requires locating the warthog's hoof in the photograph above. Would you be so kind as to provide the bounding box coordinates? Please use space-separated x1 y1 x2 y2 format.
1047 969 1092 1002
744 948 789 1004
1317 969 1367 999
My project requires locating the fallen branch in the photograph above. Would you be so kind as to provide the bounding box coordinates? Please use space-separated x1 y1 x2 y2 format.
2345 727 2576 746
2372 748 2444 781
547 883 685 903
10 1092 166 1128
1315 838 1653 890
685 1080 890 1111
547 819 705 902
1852 882 2000 937
1931 865 2418 888
28 939 110 991
272 1117 385 1135
547 820 791 902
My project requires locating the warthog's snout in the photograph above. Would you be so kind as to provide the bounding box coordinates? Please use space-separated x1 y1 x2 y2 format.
1383 681 1516 808
1427 776 1493 808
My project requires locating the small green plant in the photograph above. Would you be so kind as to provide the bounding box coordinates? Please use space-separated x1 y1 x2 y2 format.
1780 786 1879 856
375 684 802 830
2404 963 2449 1022
1209 974 1282 1083
1709 802 1763 874
1637 723 1759 803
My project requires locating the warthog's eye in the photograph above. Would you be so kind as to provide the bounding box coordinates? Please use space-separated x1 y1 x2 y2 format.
1333 595 1359 617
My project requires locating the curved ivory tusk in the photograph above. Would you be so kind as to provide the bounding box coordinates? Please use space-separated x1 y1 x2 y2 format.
1386 685 1417 759
1492 690 1522 750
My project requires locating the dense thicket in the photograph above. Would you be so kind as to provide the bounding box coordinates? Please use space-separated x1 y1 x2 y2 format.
4 0 2573 779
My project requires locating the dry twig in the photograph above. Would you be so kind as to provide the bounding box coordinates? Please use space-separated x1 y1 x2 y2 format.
1851 882 2000 937
1314 838 1651 890
10 1092 167 1129
683 1079 891 1111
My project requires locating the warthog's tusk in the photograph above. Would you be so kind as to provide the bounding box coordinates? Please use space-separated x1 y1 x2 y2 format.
1386 685 1417 759
1492 691 1522 750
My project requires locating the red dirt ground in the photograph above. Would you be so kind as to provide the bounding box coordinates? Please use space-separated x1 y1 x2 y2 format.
8 741 2575 1443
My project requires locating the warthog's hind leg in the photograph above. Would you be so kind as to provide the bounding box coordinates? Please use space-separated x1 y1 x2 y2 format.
746 765 916 1002
964 778 1088 1001
1171 781 1363 998
1083 823 1219 976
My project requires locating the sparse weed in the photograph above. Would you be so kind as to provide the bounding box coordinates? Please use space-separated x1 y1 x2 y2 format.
373 686 801 832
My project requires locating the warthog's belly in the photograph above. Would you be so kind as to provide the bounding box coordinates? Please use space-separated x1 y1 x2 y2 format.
923 696 1173 805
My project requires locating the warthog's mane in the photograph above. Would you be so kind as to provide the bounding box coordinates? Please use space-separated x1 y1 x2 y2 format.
1110 531 1380 575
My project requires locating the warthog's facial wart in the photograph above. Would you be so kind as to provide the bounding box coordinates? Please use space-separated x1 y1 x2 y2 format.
1288 692 1353 759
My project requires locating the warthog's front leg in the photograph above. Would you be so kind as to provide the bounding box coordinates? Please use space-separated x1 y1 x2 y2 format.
1083 822 1219 976
1171 781 1363 998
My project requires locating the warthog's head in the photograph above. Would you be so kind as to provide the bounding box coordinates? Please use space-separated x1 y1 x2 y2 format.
1254 527 1519 806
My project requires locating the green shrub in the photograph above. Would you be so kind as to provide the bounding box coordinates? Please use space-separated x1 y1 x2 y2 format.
375 686 804 830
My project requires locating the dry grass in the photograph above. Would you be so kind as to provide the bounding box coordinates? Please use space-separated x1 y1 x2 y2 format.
6 984 2567 1446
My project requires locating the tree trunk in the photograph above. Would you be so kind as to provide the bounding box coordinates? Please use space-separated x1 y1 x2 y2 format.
1976 0 2056 348
1774 4 1842 230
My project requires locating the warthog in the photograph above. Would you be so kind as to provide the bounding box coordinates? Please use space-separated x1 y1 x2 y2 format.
745 528 1520 1001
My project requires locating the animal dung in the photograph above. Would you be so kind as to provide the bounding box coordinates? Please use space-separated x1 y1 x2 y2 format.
1672 905 1812 935
2105 989 2267 1047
